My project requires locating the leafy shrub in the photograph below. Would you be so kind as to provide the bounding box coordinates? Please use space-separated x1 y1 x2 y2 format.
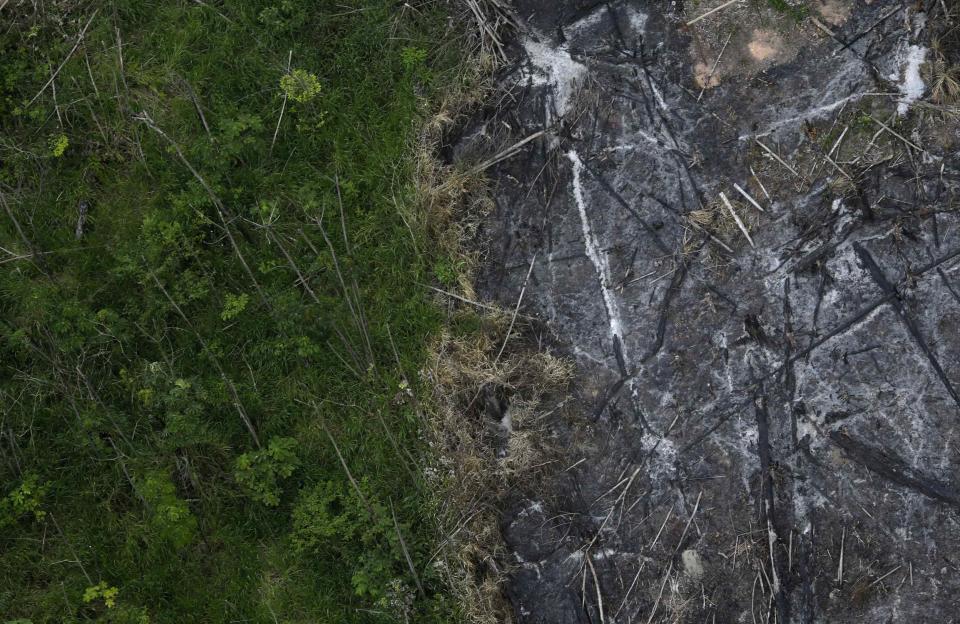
0 474 48 528
139 471 197 548
83 581 119 608
280 69 322 103
219 113 264 158
48 133 68 157
220 292 249 321
258 1 308 32
291 479 401 599
290 479 361 551
400 46 428 71
234 437 300 506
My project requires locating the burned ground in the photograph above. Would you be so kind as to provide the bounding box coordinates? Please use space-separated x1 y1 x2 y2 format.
453 0 960 622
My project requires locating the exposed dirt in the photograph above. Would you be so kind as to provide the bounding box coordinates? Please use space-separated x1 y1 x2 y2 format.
452 0 960 622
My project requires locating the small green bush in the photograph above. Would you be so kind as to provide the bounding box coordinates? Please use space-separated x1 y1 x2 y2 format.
291 479 400 599
83 581 119 609
0 474 48 528
234 437 300 506
48 133 68 157
139 471 197 548
220 292 249 321
280 69 322 103
401 46 428 70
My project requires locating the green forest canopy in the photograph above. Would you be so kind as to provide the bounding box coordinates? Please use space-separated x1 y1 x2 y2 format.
0 1 462 621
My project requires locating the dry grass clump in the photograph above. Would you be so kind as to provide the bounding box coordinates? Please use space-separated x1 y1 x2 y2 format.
689 196 754 239
931 36 960 105
422 313 572 623
926 0 960 112
410 53 497 294
402 0 518 294
410 4 574 621
414 145 493 294
462 0 514 67
689 194 759 251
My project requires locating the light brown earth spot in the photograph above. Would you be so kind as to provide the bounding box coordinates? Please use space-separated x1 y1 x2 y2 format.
815 0 852 25
694 61 722 89
748 29 784 62
687 4 804 90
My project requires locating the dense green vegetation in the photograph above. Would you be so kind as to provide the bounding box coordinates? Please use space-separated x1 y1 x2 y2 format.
0 1 463 621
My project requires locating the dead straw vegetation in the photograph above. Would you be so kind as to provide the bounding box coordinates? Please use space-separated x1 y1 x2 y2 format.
423 314 572 624
410 3 577 622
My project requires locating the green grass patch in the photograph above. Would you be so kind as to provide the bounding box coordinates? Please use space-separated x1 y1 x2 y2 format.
765 0 809 22
0 1 464 621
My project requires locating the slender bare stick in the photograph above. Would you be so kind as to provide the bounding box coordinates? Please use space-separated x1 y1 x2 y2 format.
866 114 926 153
686 0 740 26
750 166 770 200
268 229 320 303
697 32 732 101
147 264 261 447
720 192 755 248
28 10 99 107
182 77 211 138
50 65 63 126
645 561 674 624
136 112 268 306
821 151 854 180
83 50 100 100
49 513 93 584
334 173 352 255
422 283 502 312
756 140 801 179
1 193 35 255
0 193 55 279
115 26 131 103
788 531 793 572
733 183 765 212
464 0 509 61
675 490 703 552
828 125 849 157
869 564 902 588
327 339 361 379
650 507 673 549
315 223 374 368
764 500 780 594
836 526 845 585
586 554 606 624
349 277 376 371
614 560 647 618
390 499 425 597
467 130 546 175
270 50 293 154
321 420 376 517
811 16 836 37
688 219 735 254
495 253 537 363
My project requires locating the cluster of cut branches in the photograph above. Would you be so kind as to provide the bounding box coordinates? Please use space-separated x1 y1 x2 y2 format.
463 0 513 64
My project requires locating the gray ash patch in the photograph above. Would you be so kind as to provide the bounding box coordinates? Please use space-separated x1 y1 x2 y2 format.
456 0 960 622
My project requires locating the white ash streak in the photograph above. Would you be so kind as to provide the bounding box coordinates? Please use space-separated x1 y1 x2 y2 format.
567 150 626 353
522 38 586 118
896 45 927 115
